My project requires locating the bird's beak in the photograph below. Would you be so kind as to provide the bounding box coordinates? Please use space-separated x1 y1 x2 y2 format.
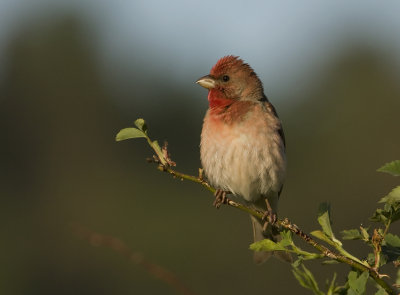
196 75 216 89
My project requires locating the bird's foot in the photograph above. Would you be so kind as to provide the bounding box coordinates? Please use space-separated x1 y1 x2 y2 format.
213 189 228 209
262 199 277 232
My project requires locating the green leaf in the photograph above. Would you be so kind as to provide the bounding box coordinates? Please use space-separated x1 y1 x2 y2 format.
390 210 400 224
317 203 333 236
292 264 324 295
317 203 342 245
115 127 147 141
279 230 293 247
134 118 148 133
292 257 303 268
360 227 370 241
311 230 342 247
341 229 363 240
151 140 164 159
326 273 337 295
311 230 335 245
385 233 400 248
370 208 389 223
379 186 400 205
377 160 400 176
347 271 369 295
250 239 286 252
381 233 400 264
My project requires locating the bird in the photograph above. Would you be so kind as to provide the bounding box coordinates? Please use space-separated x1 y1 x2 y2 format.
196 56 290 263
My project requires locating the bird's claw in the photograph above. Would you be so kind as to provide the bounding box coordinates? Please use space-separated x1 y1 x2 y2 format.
213 189 228 209
262 199 277 232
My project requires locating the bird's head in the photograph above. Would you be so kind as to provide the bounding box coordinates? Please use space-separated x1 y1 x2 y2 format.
196 56 265 109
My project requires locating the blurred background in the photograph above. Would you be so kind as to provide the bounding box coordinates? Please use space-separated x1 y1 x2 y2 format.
1 1 400 294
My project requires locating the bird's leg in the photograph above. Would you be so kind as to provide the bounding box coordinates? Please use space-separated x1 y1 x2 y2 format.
262 198 277 232
213 189 228 209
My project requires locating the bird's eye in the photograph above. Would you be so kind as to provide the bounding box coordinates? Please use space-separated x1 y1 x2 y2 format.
222 75 230 82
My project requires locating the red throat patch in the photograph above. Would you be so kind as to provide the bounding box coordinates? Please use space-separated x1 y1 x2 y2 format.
208 89 233 110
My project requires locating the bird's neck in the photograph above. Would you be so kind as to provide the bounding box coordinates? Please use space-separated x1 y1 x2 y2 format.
208 89 234 110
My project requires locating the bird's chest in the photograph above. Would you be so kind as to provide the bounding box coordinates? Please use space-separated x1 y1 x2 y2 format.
200 110 285 202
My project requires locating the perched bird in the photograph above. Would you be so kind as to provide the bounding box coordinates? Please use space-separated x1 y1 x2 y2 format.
196 56 290 263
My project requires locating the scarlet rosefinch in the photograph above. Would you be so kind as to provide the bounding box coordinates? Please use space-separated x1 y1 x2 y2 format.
196 56 290 263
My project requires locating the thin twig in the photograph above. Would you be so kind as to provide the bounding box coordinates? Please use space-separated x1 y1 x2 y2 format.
155 164 397 295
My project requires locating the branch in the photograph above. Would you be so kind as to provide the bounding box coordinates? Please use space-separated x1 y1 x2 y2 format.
157 165 395 294
115 119 398 295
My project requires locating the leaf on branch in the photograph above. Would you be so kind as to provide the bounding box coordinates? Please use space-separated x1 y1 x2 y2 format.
326 272 339 295
134 118 148 133
370 208 390 224
250 230 295 253
380 233 400 265
317 203 342 245
341 229 363 240
379 186 400 205
311 230 334 245
311 230 344 248
152 140 163 156
292 264 324 295
280 230 293 247
347 271 369 295
116 127 147 141
367 252 388 268
385 233 400 248
360 226 370 241
370 187 400 225
250 239 287 252
377 160 400 176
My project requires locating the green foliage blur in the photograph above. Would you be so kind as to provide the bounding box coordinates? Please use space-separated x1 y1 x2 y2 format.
1 12 400 295
250 160 400 294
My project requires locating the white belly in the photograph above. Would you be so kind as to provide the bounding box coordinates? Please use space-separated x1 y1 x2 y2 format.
200 110 285 203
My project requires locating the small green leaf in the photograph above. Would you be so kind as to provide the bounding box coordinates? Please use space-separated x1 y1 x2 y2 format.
382 233 400 264
116 127 147 141
341 229 363 240
326 273 337 295
317 203 342 245
292 264 324 295
151 140 163 157
370 208 387 223
367 252 376 265
347 271 369 295
279 230 293 247
311 230 333 244
292 257 303 268
360 226 370 241
379 186 400 205
250 239 286 252
385 233 400 248
377 160 400 176
311 230 342 247
134 118 148 133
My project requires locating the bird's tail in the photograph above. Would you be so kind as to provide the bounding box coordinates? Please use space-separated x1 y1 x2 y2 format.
251 215 292 264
